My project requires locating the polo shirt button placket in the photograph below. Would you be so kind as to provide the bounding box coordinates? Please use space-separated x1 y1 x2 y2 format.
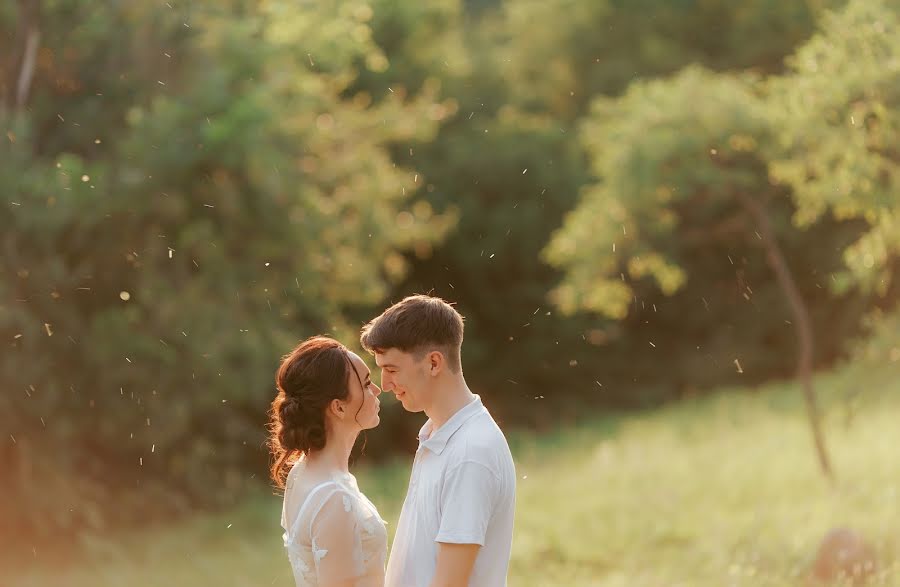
410 446 425 488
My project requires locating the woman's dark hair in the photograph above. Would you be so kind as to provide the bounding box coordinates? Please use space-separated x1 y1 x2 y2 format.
267 335 362 488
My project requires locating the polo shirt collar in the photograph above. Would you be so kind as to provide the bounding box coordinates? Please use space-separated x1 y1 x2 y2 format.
418 395 484 455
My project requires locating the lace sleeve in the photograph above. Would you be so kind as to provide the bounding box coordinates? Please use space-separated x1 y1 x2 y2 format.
309 489 377 587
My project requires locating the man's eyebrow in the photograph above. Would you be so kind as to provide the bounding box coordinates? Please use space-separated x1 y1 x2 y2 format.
378 362 399 369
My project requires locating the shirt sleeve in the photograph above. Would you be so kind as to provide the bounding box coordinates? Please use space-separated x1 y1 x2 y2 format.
309 489 367 585
435 460 499 546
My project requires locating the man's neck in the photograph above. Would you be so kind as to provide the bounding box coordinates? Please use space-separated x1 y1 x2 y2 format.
426 379 475 431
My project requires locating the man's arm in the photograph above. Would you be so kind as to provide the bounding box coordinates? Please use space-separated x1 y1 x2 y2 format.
431 460 498 586
428 542 480 587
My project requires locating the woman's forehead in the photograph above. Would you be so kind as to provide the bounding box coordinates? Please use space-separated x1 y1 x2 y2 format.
347 351 370 376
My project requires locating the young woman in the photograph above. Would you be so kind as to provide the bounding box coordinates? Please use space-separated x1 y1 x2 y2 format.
268 336 386 587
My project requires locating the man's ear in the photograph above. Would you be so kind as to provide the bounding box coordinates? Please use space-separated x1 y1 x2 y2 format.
428 351 444 377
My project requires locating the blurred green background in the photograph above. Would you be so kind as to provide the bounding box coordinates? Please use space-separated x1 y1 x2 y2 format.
2 0 899 584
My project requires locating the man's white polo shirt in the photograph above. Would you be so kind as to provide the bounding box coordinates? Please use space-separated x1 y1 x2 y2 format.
385 394 516 587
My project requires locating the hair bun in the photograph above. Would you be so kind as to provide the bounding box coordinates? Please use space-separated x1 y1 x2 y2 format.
278 394 327 453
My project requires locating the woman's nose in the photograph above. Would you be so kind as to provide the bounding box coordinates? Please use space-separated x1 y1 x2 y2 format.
372 383 382 396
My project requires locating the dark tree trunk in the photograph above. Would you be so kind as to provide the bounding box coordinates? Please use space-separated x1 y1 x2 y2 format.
737 191 834 481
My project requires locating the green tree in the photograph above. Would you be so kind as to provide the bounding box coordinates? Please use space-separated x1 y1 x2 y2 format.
545 0 899 478
0 0 453 541
545 67 837 477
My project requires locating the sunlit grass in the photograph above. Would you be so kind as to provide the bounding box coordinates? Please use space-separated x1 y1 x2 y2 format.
509 363 899 586
8 361 899 586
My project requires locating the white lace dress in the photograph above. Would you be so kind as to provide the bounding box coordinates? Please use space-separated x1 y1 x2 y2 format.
281 461 387 587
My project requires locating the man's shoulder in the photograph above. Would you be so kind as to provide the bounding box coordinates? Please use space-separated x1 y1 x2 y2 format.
449 411 512 460
462 407 507 437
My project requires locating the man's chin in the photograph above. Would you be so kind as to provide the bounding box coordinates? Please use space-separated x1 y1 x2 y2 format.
395 393 422 413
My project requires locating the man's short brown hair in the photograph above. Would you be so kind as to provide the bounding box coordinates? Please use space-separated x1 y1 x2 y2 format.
360 295 465 373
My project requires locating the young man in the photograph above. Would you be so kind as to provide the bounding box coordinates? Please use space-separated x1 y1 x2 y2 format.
360 295 516 587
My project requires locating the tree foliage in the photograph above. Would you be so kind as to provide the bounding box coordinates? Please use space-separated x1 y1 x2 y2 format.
770 0 900 292
1 0 453 540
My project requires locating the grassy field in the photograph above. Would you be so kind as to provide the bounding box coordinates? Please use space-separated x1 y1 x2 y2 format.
7 359 900 586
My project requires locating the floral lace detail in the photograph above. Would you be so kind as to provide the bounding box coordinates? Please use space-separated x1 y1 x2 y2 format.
285 542 315 587
312 537 329 563
282 472 387 587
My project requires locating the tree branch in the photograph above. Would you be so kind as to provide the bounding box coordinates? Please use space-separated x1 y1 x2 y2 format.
10 0 42 111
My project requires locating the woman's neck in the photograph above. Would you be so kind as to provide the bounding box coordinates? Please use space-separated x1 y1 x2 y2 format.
306 427 358 474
